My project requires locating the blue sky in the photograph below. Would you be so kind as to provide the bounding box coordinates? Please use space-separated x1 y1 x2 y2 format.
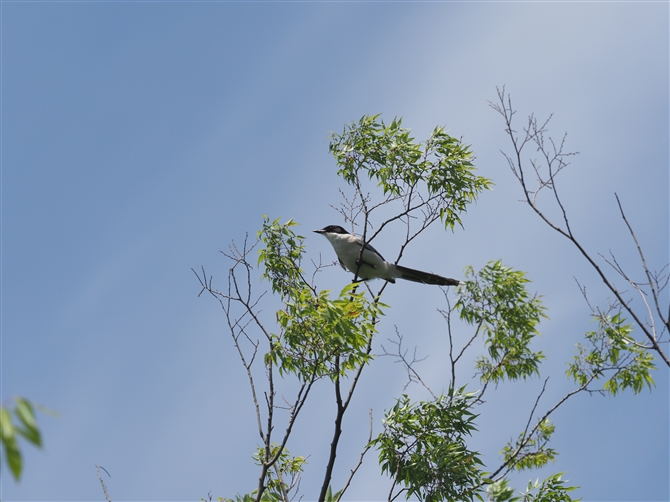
2 2 668 501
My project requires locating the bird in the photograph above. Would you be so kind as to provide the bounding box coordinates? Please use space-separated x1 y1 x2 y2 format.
314 225 462 286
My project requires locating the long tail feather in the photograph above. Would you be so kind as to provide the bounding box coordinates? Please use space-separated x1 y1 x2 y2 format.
395 265 462 286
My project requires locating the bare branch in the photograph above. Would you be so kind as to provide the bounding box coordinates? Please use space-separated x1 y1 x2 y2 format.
491 87 670 367
615 193 669 331
379 328 437 400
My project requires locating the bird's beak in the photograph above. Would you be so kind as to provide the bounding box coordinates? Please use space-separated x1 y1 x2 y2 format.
313 229 325 234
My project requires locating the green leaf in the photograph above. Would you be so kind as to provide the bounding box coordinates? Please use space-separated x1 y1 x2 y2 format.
486 478 521 502
324 486 343 502
1 407 22 480
14 398 42 447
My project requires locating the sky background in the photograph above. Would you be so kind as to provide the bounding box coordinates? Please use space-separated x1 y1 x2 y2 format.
2 2 668 501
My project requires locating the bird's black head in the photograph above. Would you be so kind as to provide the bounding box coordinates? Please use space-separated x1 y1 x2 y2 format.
314 225 349 235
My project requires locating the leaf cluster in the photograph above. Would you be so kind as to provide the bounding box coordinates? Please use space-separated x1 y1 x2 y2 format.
519 473 580 502
269 283 383 381
258 217 385 381
257 217 306 298
372 390 484 502
567 312 655 395
487 473 579 502
458 260 546 383
1 397 45 481
329 115 492 231
501 419 557 472
252 443 307 501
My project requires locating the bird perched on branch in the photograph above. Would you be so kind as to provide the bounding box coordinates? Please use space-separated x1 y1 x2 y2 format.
314 225 462 286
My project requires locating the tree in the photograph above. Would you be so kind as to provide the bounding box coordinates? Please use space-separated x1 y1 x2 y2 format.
194 114 655 502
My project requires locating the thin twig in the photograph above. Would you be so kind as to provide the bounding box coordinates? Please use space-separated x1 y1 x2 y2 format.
338 410 375 499
95 465 112 502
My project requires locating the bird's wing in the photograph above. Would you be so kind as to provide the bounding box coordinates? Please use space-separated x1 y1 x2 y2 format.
362 241 385 262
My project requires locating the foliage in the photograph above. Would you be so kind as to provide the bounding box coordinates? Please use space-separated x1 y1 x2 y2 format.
252 444 306 501
486 478 519 502
487 474 579 502
458 260 546 383
372 390 484 502
257 218 306 298
1 397 45 481
221 494 254 502
258 218 385 381
567 312 655 395
330 115 492 232
501 419 557 472
519 473 580 502
323 485 343 502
